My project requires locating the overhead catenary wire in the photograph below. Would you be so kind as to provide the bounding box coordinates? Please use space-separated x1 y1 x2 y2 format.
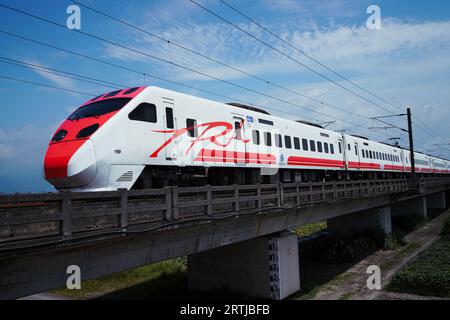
71 0 365 119
218 0 450 145
191 0 449 145
0 4 394 141
0 5 440 150
0 57 122 89
188 0 400 116
0 54 370 138
0 75 94 96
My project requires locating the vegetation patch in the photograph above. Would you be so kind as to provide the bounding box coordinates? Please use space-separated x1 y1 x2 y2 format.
294 221 327 237
387 230 450 298
52 257 187 299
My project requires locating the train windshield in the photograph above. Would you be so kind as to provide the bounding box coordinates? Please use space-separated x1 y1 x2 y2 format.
69 98 131 120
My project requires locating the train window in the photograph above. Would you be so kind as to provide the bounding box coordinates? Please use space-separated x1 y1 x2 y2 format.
362 150 365 158
330 144 335 154
166 107 174 129
186 118 198 137
264 132 272 147
348 144 351 151
104 89 122 98
338 141 342 153
294 137 300 150
234 121 242 140
324 143 329 154
72 98 131 120
369 151 373 159
285 136 292 149
258 119 274 126
302 139 309 151
252 130 260 145
317 141 323 153
275 134 282 148
376 152 379 160
310 140 316 152
355 147 358 156
128 102 157 123
123 87 140 95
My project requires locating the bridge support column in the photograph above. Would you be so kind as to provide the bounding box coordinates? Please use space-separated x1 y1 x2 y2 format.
187 233 300 300
327 206 392 238
392 196 427 219
426 192 447 210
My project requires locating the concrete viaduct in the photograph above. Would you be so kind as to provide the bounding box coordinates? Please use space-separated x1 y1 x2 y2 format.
0 177 449 300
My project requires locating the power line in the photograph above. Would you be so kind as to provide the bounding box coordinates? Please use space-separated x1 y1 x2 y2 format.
193 0 448 146
0 5 390 139
0 75 94 96
71 0 364 119
218 0 407 114
189 0 400 116
0 57 122 89
0 58 368 137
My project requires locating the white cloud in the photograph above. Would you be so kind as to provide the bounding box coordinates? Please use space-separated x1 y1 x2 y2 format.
100 8 450 149
24 59 76 89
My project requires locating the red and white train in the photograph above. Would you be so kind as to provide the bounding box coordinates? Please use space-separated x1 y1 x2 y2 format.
43 86 450 191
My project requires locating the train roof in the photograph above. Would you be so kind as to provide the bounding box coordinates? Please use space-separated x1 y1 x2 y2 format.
226 103 270 115
295 120 324 129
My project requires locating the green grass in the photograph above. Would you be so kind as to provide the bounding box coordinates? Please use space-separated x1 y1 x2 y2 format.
52 257 187 299
294 221 327 237
386 217 450 298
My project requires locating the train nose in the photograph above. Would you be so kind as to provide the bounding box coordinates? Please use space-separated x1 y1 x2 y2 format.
44 140 97 189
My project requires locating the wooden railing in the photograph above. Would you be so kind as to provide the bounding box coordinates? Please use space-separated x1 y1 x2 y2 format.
0 177 448 248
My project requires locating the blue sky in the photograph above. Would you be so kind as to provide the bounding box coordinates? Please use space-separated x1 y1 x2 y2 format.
1 0 450 193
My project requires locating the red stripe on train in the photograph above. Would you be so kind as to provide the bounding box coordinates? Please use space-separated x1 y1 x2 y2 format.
288 156 345 168
195 149 277 164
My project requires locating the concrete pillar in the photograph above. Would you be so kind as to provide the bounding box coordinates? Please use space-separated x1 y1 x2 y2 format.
328 206 392 238
427 192 446 210
187 233 300 300
392 196 427 219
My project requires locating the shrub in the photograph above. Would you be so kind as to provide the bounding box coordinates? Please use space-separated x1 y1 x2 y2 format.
387 237 450 297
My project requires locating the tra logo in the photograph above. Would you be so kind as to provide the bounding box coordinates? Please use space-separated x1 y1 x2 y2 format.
150 121 249 158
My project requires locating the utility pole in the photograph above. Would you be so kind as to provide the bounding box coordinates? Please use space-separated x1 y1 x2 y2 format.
370 108 416 175
407 108 415 174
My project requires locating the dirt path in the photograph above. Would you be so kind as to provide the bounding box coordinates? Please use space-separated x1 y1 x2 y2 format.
310 210 450 300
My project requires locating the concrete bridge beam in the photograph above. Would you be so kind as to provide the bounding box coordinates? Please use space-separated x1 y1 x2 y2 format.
392 196 427 219
426 192 447 210
327 206 392 239
187 233 300 300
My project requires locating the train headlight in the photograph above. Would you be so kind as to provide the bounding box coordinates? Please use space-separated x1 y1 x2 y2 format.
76 124 99 139
51 129 67 142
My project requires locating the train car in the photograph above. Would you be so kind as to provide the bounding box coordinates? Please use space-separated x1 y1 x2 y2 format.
414 152 432 174
430 156 447 174
43 86 449 192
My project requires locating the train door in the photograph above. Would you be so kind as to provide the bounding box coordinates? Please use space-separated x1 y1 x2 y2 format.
233 116 247 164
354 142 361 169
400 150 405 172
162 99 176 160
339 135 348 170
